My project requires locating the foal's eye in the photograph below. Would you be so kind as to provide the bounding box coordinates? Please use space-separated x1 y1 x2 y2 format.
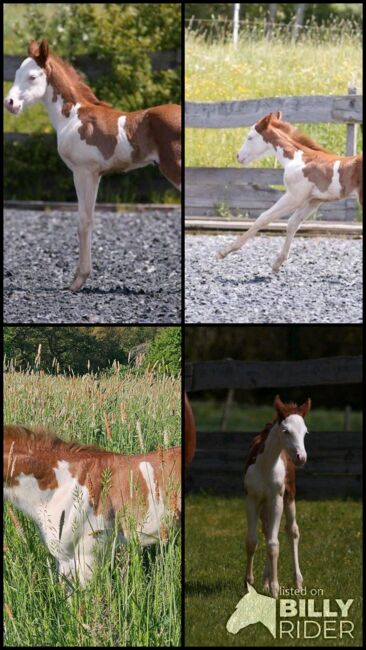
29 75 37 81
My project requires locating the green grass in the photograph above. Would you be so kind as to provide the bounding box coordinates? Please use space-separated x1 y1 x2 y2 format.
4 365 181 646
185 31 363 168
190 399 362 432
185 495 362 647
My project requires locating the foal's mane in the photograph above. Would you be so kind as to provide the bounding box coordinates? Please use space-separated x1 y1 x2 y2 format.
5 424 101 455
276 120 331 153
46 53 112 108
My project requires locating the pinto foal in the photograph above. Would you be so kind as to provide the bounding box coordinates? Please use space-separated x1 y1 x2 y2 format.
244 395 310 598
3 425 181 587
4 39 181 291
218 111 362 271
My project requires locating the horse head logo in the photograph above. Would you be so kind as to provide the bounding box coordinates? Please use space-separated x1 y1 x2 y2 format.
226 583 276 637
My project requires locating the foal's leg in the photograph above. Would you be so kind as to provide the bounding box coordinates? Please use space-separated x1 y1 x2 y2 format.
245 495 260 586
272 200 321 271
70 170 100 291
217 192 301 260
266 494 283 598
284 497 303 589
260 504 271 592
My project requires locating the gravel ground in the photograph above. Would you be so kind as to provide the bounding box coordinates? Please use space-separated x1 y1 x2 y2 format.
186 234 362 323
4 209 181 324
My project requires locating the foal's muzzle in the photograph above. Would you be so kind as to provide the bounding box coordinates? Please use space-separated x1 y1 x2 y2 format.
4 97 22 114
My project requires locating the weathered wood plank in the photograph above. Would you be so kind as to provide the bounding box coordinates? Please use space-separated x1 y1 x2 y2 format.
185 357 362 391
185 219 362 236
184 167 360 221
186 95 363 128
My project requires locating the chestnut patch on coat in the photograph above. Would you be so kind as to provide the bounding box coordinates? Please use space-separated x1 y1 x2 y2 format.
303 158 334 191
339 155 362 199
77 105 122 160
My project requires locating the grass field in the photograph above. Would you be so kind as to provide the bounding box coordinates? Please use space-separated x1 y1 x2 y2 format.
185 28 363 169
185 495 362 647
4 365 181 647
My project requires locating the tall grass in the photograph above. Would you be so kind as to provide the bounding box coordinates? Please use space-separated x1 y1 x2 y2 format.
3 362 181 647
185 27 363 168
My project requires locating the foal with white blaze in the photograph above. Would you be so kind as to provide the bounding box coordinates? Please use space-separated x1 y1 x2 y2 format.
218 111 362 270
244 396 310 598
4 39 181 291
4 425 181 586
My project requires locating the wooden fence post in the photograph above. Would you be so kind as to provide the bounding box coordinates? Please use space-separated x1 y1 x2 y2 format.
345 84 358 156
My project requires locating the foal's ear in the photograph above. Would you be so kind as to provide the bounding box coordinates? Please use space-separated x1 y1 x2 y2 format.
274 394 285 414
299 398 311 417
275 111 282 120
28 39 49 67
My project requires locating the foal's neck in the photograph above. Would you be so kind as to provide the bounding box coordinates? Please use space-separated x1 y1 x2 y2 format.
258 423 283 469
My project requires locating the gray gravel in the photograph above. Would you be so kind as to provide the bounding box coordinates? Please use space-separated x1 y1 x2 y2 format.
186 234 362 323
4 209 181 324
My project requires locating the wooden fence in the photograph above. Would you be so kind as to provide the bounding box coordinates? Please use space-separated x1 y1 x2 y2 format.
185 89 363 222
185 356 362 498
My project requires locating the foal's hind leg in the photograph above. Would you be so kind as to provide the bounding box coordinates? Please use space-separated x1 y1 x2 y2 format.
217 192 300 260
272 200 321 272
284 496 303 589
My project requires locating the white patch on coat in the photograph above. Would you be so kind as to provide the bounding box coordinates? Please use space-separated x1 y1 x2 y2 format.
138 461 165 545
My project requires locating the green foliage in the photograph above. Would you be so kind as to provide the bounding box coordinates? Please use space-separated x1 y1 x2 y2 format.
4 326 181 376
11 4 181 109
144 327 181 376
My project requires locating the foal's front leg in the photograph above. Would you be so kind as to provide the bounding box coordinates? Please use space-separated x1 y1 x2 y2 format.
266 494 283 598
284 497 303 589
70 170 100 291
245 495 260 586
217 192 300 260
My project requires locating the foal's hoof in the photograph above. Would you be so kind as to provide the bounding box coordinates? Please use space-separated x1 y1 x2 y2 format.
69 271 89 292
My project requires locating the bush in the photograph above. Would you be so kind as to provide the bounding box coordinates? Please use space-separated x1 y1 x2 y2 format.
144 328 181 376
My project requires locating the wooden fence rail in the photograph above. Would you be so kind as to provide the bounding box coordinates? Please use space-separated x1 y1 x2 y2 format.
185 356 363 392
188 430 362 498
185 89 362 221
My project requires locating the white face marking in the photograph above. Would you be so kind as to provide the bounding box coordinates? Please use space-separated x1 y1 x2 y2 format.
237 125 272 164
4 57 47 114
280 414 308 465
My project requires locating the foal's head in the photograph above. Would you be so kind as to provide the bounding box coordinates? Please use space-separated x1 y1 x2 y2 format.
237 111 283 164
4 40 50 115
274 394 310 466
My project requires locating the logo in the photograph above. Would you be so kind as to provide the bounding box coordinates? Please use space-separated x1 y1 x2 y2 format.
227 583 276 637
227 584 354 640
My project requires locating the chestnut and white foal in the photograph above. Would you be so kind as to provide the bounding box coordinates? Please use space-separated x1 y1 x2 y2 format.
4 39 181 291
218 111 362 271
3 425 181 587
244 395 310 598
